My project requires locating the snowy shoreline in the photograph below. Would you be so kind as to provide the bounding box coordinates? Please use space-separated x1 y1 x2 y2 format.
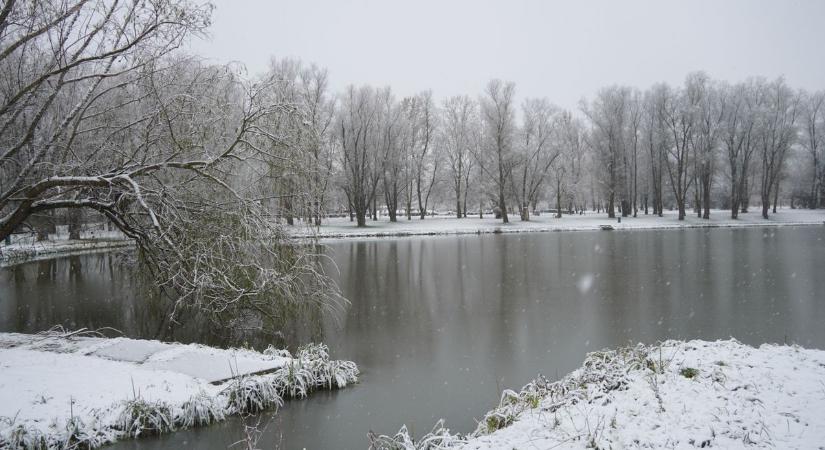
371 339 825 449
1 209 823 267
0 239 134 267
0 330 358 449
298 208 825 240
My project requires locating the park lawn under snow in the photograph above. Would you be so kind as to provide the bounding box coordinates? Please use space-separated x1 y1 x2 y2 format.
0 331 358 449
371 339 825 449
296 208 825 240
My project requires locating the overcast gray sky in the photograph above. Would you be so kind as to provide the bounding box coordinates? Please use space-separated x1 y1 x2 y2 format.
189 0 825 109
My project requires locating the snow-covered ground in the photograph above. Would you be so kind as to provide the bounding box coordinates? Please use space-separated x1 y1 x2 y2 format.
3 209 823 266
0 239 134 267
295 208 825 240
0 223 132 266
371 339 825 449
0 330 358 448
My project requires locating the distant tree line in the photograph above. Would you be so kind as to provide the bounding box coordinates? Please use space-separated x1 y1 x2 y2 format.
258 61 824 227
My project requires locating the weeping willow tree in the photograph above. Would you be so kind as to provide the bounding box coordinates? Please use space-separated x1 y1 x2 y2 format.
0 0 343 343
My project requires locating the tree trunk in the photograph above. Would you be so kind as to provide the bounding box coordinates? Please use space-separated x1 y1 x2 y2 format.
499 183 509 224
67 209 82 240
702 178 711 219
772 181 780 214
556 179 562 219
417 175 425 220
740 174 749 213
607 191 615 218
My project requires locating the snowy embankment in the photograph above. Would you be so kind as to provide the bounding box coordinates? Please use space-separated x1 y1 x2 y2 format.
297 209 825 240
0 329 358 449
0 239 134 267
0 225 133 267
370 339 825 449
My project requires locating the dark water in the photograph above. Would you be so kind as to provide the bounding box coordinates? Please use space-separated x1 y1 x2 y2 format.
2 227 824 449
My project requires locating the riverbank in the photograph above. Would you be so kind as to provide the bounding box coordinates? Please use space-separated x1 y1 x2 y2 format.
3 209 823 267
371 339 825 449
0 330 358 449
0 238 133 267
295 208 825 240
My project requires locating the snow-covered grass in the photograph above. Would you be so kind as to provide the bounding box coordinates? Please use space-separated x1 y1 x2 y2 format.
297 208 825 240
0 238 133 267
0 330 358 449
369 339 825 449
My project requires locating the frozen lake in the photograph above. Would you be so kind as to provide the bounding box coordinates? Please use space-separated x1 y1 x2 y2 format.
2 226 824 449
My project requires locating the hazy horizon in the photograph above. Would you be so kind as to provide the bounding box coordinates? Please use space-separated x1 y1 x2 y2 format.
188 0 825 108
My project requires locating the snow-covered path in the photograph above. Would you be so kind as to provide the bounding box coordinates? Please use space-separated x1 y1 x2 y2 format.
296 208 825 240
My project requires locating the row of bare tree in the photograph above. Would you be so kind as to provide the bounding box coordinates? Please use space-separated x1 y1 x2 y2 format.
270 66 822 227
584 74 820 221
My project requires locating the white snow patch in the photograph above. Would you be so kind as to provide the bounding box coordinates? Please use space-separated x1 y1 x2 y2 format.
371 339 825 449
290 208 825 241
0 332 358 448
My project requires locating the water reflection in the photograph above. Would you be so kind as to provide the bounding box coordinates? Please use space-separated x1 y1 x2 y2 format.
2 227 824 449
0 252 323 349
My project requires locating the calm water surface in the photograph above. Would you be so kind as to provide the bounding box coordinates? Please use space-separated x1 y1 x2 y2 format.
2 227 824 449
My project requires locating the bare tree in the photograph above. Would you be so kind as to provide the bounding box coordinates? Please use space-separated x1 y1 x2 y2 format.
412 91 439 219
800 90 824 208
377 88 404 222
582 86 630 218
442 95 478 218
510 98 559 220
299 63 336 225
643 84 669 217
719 81 758 218
756 78 799 219
660 83 696 220
337 85 381 227
477 79 517 223
686 72 723 219
625 91 642 217
552 111 587 217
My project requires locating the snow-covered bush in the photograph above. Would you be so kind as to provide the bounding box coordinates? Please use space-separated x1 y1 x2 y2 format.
268 343 360 399
295 343 359 390
223 375 283 415
177 392 226 428
116 398 174 438
272 360 314 399
262 345 292 359
58 416 112 449
367 419 466 450
1 424 48 450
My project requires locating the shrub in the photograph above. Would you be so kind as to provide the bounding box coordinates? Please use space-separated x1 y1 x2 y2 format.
177 393 226 428
680 367 699 379
116 398 174 438
223 375 282 415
